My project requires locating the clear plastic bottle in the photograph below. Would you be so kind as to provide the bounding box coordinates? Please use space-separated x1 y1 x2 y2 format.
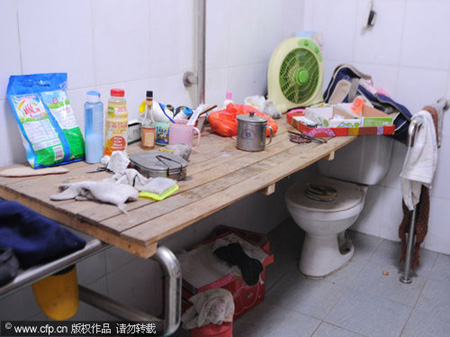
104 88 128 156
84 91 104 163
141 91 156 150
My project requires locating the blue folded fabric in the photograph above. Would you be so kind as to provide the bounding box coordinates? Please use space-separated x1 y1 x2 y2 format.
0 200 86 269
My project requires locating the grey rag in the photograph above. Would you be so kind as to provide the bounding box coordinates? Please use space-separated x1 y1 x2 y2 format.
50 181 138 214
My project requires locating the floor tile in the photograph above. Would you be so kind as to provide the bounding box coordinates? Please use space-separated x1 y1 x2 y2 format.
348 231 383 264
351 260 426 307
321 254 366 288
312 322 367 337
234 301 321 337
266 270 347 320
401 308 450 337
429 253 450 282
325 289 412 337
415 278 450 320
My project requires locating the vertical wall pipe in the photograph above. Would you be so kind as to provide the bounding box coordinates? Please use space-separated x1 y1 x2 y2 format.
197 0 206 106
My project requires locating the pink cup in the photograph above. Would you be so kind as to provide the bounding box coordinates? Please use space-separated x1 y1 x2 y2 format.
169 121 201 149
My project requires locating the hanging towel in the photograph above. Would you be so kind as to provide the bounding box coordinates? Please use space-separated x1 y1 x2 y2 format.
398 106 441 269
399 186 429 269
400 110 438 211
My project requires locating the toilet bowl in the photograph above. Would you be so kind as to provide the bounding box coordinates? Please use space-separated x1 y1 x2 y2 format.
286 177 366 278
285 136 394 278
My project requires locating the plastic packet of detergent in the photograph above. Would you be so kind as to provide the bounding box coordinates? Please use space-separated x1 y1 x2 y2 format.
7 73 85 168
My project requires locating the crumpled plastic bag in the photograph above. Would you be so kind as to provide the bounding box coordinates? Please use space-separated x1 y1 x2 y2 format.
181 288 235 330
244 95 282 119
208 103 278 137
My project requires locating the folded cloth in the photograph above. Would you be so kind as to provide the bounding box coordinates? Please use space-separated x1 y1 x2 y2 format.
400 110 438 210
0 200 86 269
106 168 150 191
182 288 234 330
50 181 138 214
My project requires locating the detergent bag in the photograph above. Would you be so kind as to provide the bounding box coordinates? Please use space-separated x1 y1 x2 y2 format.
7 73 85 168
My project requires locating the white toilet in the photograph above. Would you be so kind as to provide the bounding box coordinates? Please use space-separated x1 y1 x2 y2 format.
285 136 393 278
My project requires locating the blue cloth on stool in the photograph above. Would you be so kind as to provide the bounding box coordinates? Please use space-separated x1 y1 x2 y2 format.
0 200 86 269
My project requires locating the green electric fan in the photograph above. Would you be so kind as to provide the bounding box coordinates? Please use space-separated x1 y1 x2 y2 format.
268 37 324 112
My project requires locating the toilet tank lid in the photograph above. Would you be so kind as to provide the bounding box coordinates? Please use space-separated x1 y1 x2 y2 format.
286 178 365 212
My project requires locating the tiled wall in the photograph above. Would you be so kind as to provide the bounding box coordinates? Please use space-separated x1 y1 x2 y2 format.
0 0 305 321
303 0 450 254
2 0 449 322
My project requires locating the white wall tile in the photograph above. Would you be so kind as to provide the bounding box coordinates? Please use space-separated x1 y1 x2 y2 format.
228 63 268 104
424 196 450 254
92 0 151 84
401 0 450 70
0 0 22 100
147 0 195 78
308 0 359 62
282 0 305 38
17 0 95 89
378 187 403 241
431 134 450 200
354 0 406 66
206 2 230 70
0 100 27 167
228 0 263 66
396 67 448 114
106 257 163 316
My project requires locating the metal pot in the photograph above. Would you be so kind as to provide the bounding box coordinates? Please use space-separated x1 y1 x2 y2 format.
236 111 273 152
129 151 187 181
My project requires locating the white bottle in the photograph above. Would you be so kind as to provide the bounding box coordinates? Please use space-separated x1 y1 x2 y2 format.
223 91 233 109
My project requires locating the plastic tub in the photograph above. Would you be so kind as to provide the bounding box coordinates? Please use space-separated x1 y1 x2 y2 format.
190 322 232 337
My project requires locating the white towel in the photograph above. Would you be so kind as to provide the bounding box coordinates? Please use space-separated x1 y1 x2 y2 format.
400 110 438 210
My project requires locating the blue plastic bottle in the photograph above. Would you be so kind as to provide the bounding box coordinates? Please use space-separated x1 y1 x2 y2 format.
84 91 104 164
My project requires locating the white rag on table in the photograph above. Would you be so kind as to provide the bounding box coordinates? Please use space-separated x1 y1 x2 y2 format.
400 110 438 211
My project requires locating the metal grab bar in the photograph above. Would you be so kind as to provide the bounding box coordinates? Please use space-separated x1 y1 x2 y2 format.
0 243 182 336
399 118 422 284
0 239 109 299
80 246 181 336
399 99 449 284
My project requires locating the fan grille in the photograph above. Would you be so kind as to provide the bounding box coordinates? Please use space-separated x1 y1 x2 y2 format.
279 48 319 104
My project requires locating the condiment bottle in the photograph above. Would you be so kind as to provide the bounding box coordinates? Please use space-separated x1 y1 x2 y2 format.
84 91 104 163
141 91 156 150
104 88 128 156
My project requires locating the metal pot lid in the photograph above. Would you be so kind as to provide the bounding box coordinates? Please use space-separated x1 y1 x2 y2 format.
236 111 267 124
130 151 187 172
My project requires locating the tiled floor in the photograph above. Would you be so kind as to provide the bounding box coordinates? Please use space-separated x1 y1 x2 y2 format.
176 218 450 337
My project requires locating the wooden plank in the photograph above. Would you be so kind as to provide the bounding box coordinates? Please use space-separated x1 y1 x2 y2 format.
0 116 356 258
120 135 355 248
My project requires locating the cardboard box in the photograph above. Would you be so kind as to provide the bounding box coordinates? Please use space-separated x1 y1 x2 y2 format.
179 229 274 321
287 107 395 137
305 104 393 128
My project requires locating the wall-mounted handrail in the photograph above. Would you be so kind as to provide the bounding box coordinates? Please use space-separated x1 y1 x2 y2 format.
0 239 109 299
0 242 182 336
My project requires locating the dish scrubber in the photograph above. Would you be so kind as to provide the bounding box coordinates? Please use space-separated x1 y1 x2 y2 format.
139 177 179 201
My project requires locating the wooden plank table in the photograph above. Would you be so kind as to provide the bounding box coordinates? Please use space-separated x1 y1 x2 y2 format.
0 118 356 258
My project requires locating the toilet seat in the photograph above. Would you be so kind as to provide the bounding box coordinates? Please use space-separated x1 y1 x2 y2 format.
286 177 365 219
